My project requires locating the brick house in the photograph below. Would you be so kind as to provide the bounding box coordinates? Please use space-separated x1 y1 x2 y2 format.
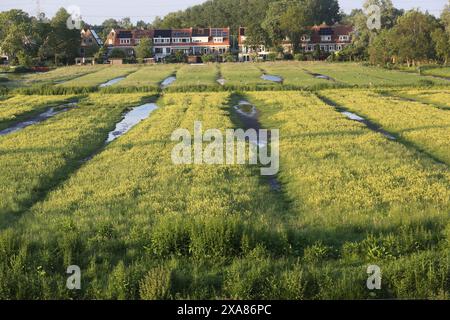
106 29 154 57
106 27 231 62
300 23 353 53
238 23 353 60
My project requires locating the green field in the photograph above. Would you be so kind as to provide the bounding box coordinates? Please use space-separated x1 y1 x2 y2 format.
61 65 139 87
301 62 449 86
114 64 179 88
0 62 449 300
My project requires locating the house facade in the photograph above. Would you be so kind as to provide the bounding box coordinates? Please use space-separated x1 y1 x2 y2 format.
80 27 104 57
106 27 231 62
238 27 271 62
300 23 353 53
238 23 353 61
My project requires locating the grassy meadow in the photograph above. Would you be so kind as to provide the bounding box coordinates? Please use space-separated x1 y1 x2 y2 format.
0 61 449 299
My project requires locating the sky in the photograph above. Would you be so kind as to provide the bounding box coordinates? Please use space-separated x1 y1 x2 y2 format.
0 0 447 25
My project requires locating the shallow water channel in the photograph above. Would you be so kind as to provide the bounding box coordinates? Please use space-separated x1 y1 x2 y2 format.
99 77 126 87
261 74 283 83
106 103 158 143
0 103 77 136
160 76 176 89
233 100 281 191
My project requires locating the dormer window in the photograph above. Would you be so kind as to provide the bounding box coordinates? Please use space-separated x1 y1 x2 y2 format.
320 35 331 42
301 35 310 42
119 39 131 45
339 35 350 41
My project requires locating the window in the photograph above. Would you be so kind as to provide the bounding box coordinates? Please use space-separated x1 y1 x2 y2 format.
173 38 190 43
320 35 331 42
154 38 170 44
213 37 223 43
119 39 131 45
339 35 350 41
336 45 342 51
301 36 310 42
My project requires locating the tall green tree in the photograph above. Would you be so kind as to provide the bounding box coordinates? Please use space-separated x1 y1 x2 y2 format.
48 8 80 65
0 10 34 65
136 37 153 61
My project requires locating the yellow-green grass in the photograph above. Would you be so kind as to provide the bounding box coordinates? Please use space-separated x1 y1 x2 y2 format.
0 93 152 225
301 62 448 86
114 64 179 87
1 92 290 299
220 63 269 86
0 95 76 130
392 88 450 110
61 65 139 87
170 63 219 87
22 65 107 85
422 66 450 78
248 91 450 229
262 61 330 87
321 89 450 165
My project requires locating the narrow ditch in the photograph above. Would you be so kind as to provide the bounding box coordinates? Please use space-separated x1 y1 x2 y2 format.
316 93 397 140
160 75 177 89
379 90 450 111
82 101 159 162
231 97 282 192
0 102 78 136
303 69 336 82
99 77 126 87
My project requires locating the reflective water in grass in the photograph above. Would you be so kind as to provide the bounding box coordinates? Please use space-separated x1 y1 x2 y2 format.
233 100 281 192
341 110 396 140
217 78 226 86
106 103 158 143
99 77 126 87
0 103 77 136
261 74 283 83
161 76 176 89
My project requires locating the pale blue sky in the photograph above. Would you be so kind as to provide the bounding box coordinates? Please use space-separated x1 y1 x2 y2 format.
0 0 447 24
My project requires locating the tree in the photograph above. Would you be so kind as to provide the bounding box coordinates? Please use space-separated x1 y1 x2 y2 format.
109 48 126 59
390 10 438 66
0 10 34 65
432 28 450 64
368 28 395 65
136 37 153 62
48 8 80 65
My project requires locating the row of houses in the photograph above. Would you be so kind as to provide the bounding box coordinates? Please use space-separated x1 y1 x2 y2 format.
80 23 354 63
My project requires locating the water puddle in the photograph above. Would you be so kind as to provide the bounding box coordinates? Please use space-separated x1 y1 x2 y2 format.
340 110 396 140
0 103 77 136
261 74 283 83
217 78 226 86
303 69 335 81
233 99 281 191
99 77 126 87
161 76 176 89
106 103 158 144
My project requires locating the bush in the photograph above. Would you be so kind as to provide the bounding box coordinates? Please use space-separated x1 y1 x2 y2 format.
201 54 215 63
294 53 306 61
268 53 277 61
109 48 126 59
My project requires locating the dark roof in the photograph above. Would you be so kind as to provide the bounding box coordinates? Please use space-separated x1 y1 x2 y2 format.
318 28 333 35
154 29 172 37
118 31 133 38
192 28 210 37
172 29 191 37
